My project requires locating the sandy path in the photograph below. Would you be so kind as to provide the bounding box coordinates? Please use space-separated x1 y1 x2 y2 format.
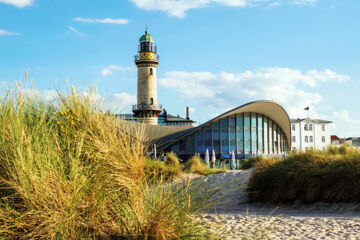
192 170 360 239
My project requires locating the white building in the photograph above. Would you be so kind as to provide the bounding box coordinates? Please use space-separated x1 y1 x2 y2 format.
290 118 332 152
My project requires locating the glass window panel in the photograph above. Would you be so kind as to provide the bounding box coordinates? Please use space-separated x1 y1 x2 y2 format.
195 129 204 153
263 116 268 154
278 130 281 152
212 121 220 153
251 113 257 153
220 118 229 153
186 134 195 154
244 113 251 153
171 143 179 153
204 125 212 151
229 117 236 127
179 139 186 153
269 119 273 153
273 123 278 154
230 126 236 152
236 114 244 153
257 115 263 153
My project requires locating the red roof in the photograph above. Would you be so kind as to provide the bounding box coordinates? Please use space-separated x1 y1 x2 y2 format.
331 135 340 140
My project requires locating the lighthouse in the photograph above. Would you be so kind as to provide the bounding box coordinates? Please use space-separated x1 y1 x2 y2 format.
132 28 162 125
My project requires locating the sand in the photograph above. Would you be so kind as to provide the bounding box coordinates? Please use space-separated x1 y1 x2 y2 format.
190 170 360 239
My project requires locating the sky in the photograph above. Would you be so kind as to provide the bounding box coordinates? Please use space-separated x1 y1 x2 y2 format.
0 0 359 137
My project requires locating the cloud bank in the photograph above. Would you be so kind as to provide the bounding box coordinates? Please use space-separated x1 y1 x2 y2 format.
0 0 33 7
0 29 22 36
131 0 317 17
158 68 348 118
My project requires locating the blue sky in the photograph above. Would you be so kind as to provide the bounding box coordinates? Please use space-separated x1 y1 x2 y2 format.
0 0 359 137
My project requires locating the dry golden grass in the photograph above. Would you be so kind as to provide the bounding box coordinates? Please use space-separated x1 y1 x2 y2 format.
248 151 360 203
0 85 216 239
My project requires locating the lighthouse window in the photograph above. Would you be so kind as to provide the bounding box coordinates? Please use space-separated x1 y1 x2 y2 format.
150 68 153 75
150 98 154 105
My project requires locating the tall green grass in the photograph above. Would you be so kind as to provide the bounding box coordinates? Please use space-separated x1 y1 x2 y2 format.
0 86 216 239
248 151 360 203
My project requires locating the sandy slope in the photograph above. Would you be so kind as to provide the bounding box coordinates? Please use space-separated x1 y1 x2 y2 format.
192 170 360 239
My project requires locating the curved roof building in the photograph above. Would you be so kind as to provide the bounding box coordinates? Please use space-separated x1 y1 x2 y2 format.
133 100 291 159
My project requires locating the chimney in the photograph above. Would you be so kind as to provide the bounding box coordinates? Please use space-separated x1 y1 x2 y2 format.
186 106 190 120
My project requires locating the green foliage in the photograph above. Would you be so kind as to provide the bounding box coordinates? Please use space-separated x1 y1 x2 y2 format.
248 151 360 203
184 156 226 175
0 86 216 240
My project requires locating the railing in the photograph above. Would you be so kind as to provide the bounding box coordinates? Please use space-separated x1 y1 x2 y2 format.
134 54 159 61
132 103 162 111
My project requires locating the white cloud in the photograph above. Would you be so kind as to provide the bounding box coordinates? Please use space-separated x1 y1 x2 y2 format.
109 93 137 112
68 26 86 37
0 0 33 7
0 29 21 36
131 0 317 17
333 110 360 125
159 68 349 119
73 17 129 25
101 65 134 76
292 0 316 6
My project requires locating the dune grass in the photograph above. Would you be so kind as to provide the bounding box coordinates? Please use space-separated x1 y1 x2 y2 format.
0 86 217 239
248 149 360 203
184 156 227 176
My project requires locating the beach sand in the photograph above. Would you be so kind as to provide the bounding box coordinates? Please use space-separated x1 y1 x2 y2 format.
191 170 360 239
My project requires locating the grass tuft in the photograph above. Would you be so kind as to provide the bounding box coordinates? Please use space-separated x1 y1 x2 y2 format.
184 156 227 176
248 151 360 203
0 86 216 239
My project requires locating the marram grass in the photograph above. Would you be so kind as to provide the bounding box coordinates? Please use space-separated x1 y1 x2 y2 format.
0 86 217 240
248 149 360 203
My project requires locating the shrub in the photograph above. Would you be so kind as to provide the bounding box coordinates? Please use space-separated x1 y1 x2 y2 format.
165 151 181 169
184 155 226 175
145 158 182 181
0 86 215 239
248 152 360 203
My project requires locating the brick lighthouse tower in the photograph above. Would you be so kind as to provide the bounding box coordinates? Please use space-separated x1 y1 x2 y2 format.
132 28 162 125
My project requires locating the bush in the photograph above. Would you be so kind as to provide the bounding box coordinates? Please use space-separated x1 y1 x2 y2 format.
0 86 215 239
184 155 226 175
248 152 360 203
165 151 181 169
145 158 182 181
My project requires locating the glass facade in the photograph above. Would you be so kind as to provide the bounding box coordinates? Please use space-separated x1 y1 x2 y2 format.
168 112 289 158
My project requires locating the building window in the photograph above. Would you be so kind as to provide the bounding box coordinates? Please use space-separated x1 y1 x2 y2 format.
292 124 295 131
150 98 154 105
309 124 313 131
310 136 313 142
322 136 325 143
244 113 251 153
322 124 325 131
292 136 296 142
212 121 220 152
305 136 308 143
220 118 229 153
251 113 257 153
304 124 308 131
149 68 153 75
236 114 244 153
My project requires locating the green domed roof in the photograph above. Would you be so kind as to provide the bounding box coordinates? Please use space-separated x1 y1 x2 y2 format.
139 29 154 42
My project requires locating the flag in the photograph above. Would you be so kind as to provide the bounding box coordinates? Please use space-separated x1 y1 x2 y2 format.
304 106 309 111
